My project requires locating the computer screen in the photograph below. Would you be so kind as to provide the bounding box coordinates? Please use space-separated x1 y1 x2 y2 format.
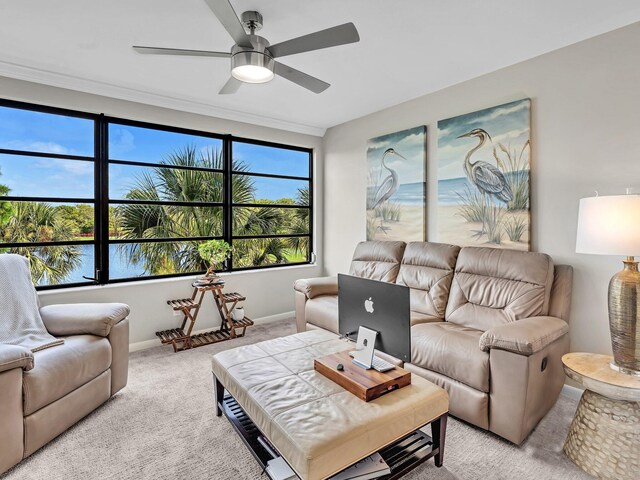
338 274 411 362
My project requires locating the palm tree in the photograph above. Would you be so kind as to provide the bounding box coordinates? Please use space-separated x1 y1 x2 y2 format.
1 202 82 284
118 146 294 274
284 187 310 257
0 168 13 227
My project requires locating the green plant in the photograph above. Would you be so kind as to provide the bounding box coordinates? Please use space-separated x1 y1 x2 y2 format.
197 239 233 271
504 216 527 242
378 202 401 222
0 168 13 227
485 205 504 244
493 140 530 211
456 186 487 224
0 202 82 284
117 145 310 273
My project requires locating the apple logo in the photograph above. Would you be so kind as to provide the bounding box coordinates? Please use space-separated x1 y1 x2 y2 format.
363 339 368 347
364 297 374 313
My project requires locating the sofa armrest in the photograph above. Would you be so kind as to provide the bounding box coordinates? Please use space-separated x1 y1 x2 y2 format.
293 276 338 299
40 303 130 338
479 316 569 356
0 344 34 373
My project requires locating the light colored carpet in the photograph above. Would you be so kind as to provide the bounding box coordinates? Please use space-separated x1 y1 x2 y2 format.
3 319 591 480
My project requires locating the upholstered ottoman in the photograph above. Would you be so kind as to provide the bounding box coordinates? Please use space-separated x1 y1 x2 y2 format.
211 330 449 480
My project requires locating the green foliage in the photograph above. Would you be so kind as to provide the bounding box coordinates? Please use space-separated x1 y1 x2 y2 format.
456 185 504 244
117 146 309 275
55 204 94 235
456 185 487 223
504 216 527 242
378 202 401 222
493 140 530 211
197 239 233 268
0 168 13 227
0 202 81 284
485 205 504 244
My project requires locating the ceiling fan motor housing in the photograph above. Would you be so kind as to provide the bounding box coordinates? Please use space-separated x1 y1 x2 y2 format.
230 35 275 83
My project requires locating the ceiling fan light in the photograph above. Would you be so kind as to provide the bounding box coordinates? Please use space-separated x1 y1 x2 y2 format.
231 51 274 83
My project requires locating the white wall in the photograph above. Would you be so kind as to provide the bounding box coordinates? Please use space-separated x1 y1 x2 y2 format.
322 23 640 356
0 76 323 345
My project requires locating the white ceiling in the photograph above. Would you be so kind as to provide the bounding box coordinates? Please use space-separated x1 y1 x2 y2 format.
1 0 640 136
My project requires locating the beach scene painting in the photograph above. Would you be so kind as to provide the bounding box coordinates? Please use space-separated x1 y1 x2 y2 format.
437 99 531 250
367 126 426 241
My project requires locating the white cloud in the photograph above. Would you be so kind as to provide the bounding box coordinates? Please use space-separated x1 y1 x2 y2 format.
472 100 529 124
34 158 93 176
1 140 70 155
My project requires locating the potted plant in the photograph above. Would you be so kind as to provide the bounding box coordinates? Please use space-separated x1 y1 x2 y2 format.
197 240 233 279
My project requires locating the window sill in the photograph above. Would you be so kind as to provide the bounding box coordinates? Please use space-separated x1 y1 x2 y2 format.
37 262 320 296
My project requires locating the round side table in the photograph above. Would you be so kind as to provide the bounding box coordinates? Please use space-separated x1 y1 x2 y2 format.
562 352 640 480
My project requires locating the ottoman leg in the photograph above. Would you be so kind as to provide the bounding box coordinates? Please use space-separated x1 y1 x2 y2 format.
564 389 640 480
432 413 448 468
213 374 224 417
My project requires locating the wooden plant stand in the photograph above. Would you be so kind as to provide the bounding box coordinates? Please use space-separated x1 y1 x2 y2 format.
156 280 254 352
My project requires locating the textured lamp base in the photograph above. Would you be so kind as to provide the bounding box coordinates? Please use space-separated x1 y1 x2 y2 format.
564 390 639 480
608 257 640 375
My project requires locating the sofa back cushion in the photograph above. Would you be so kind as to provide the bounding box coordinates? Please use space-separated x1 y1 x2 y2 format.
349 241 406 283
548 264 573 322
396 242 461 319
445 247 554 331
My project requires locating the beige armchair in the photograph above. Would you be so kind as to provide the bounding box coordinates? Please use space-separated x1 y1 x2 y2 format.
0 300 129 474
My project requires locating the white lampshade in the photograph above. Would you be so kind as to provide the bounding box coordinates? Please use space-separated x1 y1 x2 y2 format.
576 194 640 256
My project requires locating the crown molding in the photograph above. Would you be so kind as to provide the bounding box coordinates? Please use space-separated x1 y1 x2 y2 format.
0 60 326 137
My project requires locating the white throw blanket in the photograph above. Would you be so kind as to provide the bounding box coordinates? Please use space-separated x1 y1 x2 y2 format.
0 254 63 352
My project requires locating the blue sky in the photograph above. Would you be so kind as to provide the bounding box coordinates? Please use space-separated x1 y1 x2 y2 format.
0 106 309 202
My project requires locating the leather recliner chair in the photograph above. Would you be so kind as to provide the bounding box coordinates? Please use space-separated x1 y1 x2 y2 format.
294 241 573 445
0 275 130 474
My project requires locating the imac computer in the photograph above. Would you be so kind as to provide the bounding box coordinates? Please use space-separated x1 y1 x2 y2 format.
338 274 411 363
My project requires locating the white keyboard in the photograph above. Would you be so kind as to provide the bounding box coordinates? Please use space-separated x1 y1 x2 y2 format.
349 351 395 372
371 356 395 372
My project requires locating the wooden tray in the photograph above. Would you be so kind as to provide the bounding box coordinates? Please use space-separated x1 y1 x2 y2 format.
314 351 411 402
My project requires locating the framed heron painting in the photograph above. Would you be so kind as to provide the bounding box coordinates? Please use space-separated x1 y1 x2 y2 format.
437 99 531 250
366 126 426 241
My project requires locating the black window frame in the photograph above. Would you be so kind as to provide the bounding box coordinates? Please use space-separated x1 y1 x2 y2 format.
0 99 314 290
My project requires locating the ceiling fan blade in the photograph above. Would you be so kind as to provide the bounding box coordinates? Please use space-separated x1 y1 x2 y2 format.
274 62 330 94
133 46 230 58
268 23 360 58
204 0 252 48
219 76 242 94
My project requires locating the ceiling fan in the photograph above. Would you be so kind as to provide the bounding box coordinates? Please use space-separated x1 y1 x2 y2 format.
132 0 360 95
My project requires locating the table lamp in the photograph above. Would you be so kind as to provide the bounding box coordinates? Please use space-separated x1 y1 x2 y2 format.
576 193 640 376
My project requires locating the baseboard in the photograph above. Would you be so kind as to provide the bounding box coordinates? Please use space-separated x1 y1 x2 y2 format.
252 311 295 324
561 383 584 400
128 311 294 352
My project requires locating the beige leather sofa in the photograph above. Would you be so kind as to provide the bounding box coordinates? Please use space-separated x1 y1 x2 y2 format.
0 303 130 474
294 241 573 444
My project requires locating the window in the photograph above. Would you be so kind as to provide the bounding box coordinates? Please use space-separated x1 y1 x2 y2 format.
0 102 96 287
0 100 313 288
231 140 312 268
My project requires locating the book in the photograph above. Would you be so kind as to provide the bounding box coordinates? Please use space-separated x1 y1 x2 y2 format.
329 452 391 480
265 457 297 480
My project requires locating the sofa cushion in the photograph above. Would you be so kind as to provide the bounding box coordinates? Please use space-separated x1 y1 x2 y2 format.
411 322 489 392
348 241 406 283
445 247 554 331
396 242 460 319
305 296 339 334
410 311 443 326
23 335 111 415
